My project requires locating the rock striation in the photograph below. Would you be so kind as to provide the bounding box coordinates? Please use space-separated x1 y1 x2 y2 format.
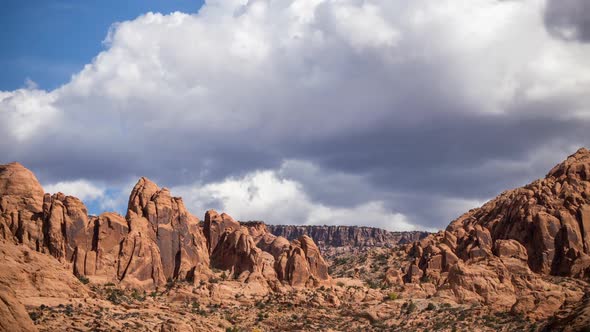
396 148 590 318
206 220 331 287
0 162 330 290
267 225 428 249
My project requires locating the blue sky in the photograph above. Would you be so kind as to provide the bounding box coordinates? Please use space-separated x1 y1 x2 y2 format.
0 0 204 91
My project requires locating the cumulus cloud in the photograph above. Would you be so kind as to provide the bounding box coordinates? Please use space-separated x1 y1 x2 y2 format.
43 179 137 214
172 165 418 231
44 179 105 201
544 0 590 42
1 0 590 229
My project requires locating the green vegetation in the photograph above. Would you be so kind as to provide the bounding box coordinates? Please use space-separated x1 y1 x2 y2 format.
406 301 417 314
77 275 90 284
28 311 41 322
131 289 146 301
107 288 125 304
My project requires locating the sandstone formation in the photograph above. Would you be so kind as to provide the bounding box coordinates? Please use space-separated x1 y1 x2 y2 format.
0 162 330 291
119 178 210 287
397 148 590 318
0 163 45 253
205 220 331 287
267 224 428 249
204 209 240 254
0 284 37 332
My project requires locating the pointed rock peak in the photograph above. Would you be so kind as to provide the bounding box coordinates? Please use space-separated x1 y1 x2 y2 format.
126 177 161 218
220 212 235 222
133 177 160 194
573 147 590 156
205 209 219 222
547 147 590 179
0 162 44 201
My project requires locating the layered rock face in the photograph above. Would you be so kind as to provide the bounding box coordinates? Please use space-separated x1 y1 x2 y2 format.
267 225 428 249
206 220 331 287
0 163 45 252
120 178 210 287
397 148 590 317
0 163 330 290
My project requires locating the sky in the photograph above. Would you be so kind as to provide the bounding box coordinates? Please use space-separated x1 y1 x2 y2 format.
1 0 589 231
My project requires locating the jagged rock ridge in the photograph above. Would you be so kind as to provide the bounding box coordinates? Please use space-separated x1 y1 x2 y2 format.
0 163 330 290
393 148 590 318
266 224 429 249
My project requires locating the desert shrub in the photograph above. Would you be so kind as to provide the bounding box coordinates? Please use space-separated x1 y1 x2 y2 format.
387 292 398 301
29 311 41 321
166 277 175 289
336 281 345 287
64 304 73 316
407 301 417 314
77 275 90 284
107 289 125 304
131 289 145 301
334 257 349 265
367 280 381 289
426 302 436 311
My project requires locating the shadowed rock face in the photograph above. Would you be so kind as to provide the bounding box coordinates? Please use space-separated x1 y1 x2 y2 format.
444 147 590 277
0 163 331 290
205 220 331 287
0 285 37 332
203 209 240 254
397 148 590 318
266 225 429 249
0 163 45 252
122 178 210 286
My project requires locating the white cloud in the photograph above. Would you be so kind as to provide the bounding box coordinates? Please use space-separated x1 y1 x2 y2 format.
0 88 59 142
172 165 419 231
4 0 588 144
42 178 138 215
44 179 105 201
2 0 590 229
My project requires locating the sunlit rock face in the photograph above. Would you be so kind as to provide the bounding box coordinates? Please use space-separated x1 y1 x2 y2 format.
0 162 331 289
397 148 590 318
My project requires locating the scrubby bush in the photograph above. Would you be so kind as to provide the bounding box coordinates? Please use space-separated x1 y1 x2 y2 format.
29 311 41 322
131 289 146 301
77 275 90 284
166 277 175 289
107 289 125 304
407 301 417 314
